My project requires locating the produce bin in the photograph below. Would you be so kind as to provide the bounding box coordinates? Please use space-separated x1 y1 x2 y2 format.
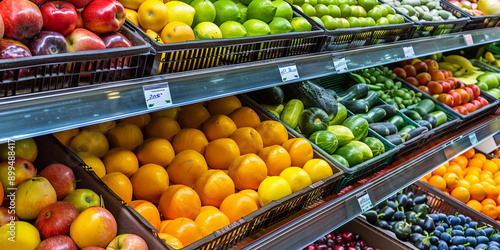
339 218 412 249
125 11 327 76
0 25 151 99
241 95 398 195
442 0 500 30
472 58 500 73
380 0 469 38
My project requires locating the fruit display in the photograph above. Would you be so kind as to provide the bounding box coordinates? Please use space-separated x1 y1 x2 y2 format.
54 95 336 248
0 138 148 249
423 147 500 222
304 230 381 250
293 0 407 30
383 0 460 22
122 0 313 44
447 0 484 16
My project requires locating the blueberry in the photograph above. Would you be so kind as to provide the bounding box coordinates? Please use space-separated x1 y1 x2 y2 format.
453 225 464 231
428 214 439 221
436 226 445 232
430 246 438 250
430 235 440 245
476 236 489 244
465 247 474 250
442 223 450 229
433 230 442 237
457 246 465 250
490 241 500 247
449 246 458 250
469 221 478 229
476 229 487 237
438 213 448 221
451 236 467 245
466 236 477 247
490 246 500 250
438 240 449 250
449 217 461 226
475 243 488 250
441 233 452 244
465 217 471 224
452 230 465 237
465 228 476 236
458 214 466 225
492 234 500 242
484 227 495 237
464 223 469 228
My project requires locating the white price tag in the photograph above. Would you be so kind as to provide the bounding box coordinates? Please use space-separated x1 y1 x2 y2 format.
279 64 299 81
403 45 415 58
333 56 348 73
469 133 478 145
356 190 373 212
142 82 173 109
464 34 474 46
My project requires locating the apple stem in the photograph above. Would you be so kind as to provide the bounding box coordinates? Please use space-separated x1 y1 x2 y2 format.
45 211 52 219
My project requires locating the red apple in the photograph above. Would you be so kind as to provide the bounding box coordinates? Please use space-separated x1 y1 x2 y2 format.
471 99 483 109
462 87 475 101
40 1 78 36
68 0 93 9
0 158 36 190
416 72 431 85
76 9 84 28
413 61 429 73
0 207 18 227
464 103 477 113
35 201 79 239
30 0 48 6
106 234 148 250
392 67 406 78
38 164 76 200
449 90 462 107
36 235 78 250
441 81 453 93
424 59 439 71
400 58 413 66
406 76 419 87
0 13 4 40
430 70 445 81
0 38 33 79
82 247 106 250
437 93 454 107
99 32 132 48
403 64 417 77
82 0 126 34
29 31 69 56
470 84 481 99
455 88 470 104
454 105 469 115
0 0 43 43
66 28 106 52
477 96 490 107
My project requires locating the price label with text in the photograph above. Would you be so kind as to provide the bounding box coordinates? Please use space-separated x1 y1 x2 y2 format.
464 34 474 46
333 55 348 73
403 45 415 58
356 190 373 212
469 133 478 145
279 64 299 81
142 82 173 109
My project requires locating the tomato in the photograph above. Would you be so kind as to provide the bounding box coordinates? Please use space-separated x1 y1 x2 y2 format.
418 85 431 95
441 81 453 93
453 105 469 115
462 87 475 101
455 89 470 104
392 67 406 78
437 93 454 108
470 99 483 109
477 96 490 107
469 84 481 99
427 81 443 95
406 76 419 87
448 90 462 107
464 103 477 113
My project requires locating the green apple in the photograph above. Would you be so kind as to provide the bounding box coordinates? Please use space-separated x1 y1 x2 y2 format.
386 14 399 24
63 188 103 213
381 4 395 14
348 0 357 5
337 17 350 28
367 8 382 20
375 5 388 16
294 4 303 11
350 5 359 17
357 6 367 17
376 17 389 25
311 16 325 27
339 4 352 17
315 4 330 17
318 0 331 4
347 16 361 27
294 0 306 5
291 17 312 31
301 3 317 16
321 15 338 30
331 0 339 4
328 5 341 17
395 14 405 23
358 17 368 27
337 0 348 4
358 0 377 11
309 0 318 5
365 16 376 26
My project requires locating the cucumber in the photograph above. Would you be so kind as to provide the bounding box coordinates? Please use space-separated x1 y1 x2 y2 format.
412 107 427 117
387 115 405 130
385 134 405 145
341 91 381 114
415 99 435 115
416 120 432 130
361 107 386 123
403 110 422 121
373 104 398 119
422 114 437 128
370 122 398 135
281 99 304 129
429 111 447 127
369 123 390 136
399 125 416 134
337 84 369 101
408 127 429 138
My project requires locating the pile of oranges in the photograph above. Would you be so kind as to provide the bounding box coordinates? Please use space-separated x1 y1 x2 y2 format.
421 147 500 223
53 95 334 248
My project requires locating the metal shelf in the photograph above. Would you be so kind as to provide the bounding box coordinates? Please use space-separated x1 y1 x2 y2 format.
241 116 500 250
2 27 500 143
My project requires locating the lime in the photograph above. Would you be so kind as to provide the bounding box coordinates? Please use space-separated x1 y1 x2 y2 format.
191 0 216 27
301 3 316 16
241 0 252 4
315 4 330 18
243 19 271 36
214 0 241 26
285 0 293 4
381 4 395 14
279 167 312 193
376 17 389 25
193 22 223 39
339 4 352 18
219 21 247 38
165 1 196 26
367 8 382 20
358 0 377 11
337 17 350 28
321 15 338 30
294 4 303 12
374 5 388 16
236 3 248 23
269 17 293 34
290 17 312 31
311 16 324 27
365 16 376 26
350 5 360 17
358 16 368 26
395 14 405 23
328 5 341 17
331 0 339 4
258 176 292 206
358 5 367 16
309 0 318 5
272 0 293 21
348 0 357 4
386 14 399 24
318 0 331 4
247 0 277 23
337 0 349 4
294 0 306 5
347 16 361 27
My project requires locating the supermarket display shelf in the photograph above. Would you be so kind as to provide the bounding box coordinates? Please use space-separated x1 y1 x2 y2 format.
2 27 500 143
241 115 500 250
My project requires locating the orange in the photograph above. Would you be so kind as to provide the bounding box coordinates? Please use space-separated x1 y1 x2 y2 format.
479 172 494 182
482 204 499 219
119 113 151 130
219 193 259 223
131 163 170 204
443 173 459 190
425 172 432 179
106 123 144 152
53 128 79 146
163 217 202 246
484 182 499 200
151 107 181 120
207 96 242 116
419 177 428 183
465 166 482 174
81 121 116 133
466 200 483 212
451 155 468 169
462 148 475 159
491 158 500 169
258 145 292 176
202 114 237 141
470 183 486 201
230 127 264 155
137 0 169 32
484 160 499 175
238 189 260 208
194 170 235 207
497 195 500 206
158 185 202 220
70 207 117 248
160 220 172 233
468 158 484 169
443 191 451 196
228 153 267 190
160 21 195 43
495 148 500 158
101 172 133 203
494 176 500 185
282 138 314 167
302 159 333 183
195 209 231 237
178 104 211 129
447 162 463 177
428 175 446 191
465 175 480 184
172 128 209 154
70 130 110 158
103 147 139 178
205 138 240 170
474 153 487 162
451 186 470 203
128 200 162 231
229 107 261 128
457 179 471 190
157 233 184 249
125 8 139 26
136 138 175 167
144 117 181 142
76 152 106 178
200 206 219 213
167 150 208 188
431 164 447 176
255 120 289 147
481 198 497 207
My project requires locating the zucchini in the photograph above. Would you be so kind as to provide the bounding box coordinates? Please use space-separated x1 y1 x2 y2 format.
387 115 405 130
281 99 304 129
412 106 427 117
247 86 284 105
373 104 398 119
416 120 432 130
408 127 429 138
399 125 416 134
428 111 447 127
298 107 330 137
292 80 338 118
261 104 284 114
370 122 398 135
359 114 373 123
385 134 406 145
364 107 387 123
422 114 437 129
340 91 381 114
403 110 422 121
337 84 369 101
415 99 435 114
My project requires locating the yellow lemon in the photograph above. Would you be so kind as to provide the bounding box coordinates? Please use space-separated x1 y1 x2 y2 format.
121 0 148 10
279 167 312 193
0 221 40 250
160 21 195 43
193 22 222 40
258 176 292 207
125 8 140 26
165 1 196 26
302 159 333 183
76 152 106 178
138 0 169 32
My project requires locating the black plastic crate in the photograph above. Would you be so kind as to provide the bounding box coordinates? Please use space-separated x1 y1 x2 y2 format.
0 25 151 98
442 0 500 30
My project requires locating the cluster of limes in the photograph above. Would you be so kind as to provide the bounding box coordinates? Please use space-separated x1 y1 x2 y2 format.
54 95 334 248
121 0 313 44
421 148 500 222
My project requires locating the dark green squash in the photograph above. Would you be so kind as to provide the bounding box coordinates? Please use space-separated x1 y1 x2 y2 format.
292 80 338 117
298 107 330 137
309 131 339 154
342 115 370 141
340 91 381 114
337 84 369 101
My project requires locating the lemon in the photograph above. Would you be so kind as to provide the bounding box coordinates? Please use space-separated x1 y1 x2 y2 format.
161 21 196 43
145 29 164 43
220 21 247 38
77 152 107 178
236 3 248 23
120 0 148 10
258 176 292 207
193 22 223 40
0 221 40 250
165 1 196 26
214 0 241 26
243 19 271 36
269 17 293 34
247 0 277 23
303 159 333 183
137 0 169 32
272 0 293 21
125 8 139 26
191 0 216 26
291 17 312 31
279 167 312 193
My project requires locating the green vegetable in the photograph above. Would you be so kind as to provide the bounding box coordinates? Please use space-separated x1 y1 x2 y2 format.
399 125 416 134
330 103 347 125
413 203 429 218
374 104 398 119
361 137 385 156
298 107 330 137
309 131 338 154
248 86 284 105
387 115 405 130
281 99 304 129
292 80 338 118
392 221 412 241
425 111 447 127
477 72 500 89
337 84 370 102
403 109 422 121
369 122 398 135
385 134 406 145
261 103 284 114
345 141 373 161
365 107 387 123
342 115 370 141
341 91 381 114
327 125 355 147
335 145 364 166
331 154 349 167
416 120 432 130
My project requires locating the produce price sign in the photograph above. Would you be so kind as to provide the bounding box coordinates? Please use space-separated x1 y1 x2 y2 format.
333 55 348 73
403 45 415 58
356 190 373 212
279 63 300 82
142 83 173 109
464 34 474 46
469 133 478 145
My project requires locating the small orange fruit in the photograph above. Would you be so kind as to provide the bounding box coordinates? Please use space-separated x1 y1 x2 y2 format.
128 200 162 231
484 160 499 175
205 138 240 170
157 233 184 249
465 175 480 184
70 130 109 157
163 217 202 246
106 123 144 152
470 183 486 201
451 155 468 169
103 147 139 178
255 120 289 147
160 21 195 43
200 206 219 213
53 128 79 146
425 172 432 179
131 163 169 204
482 204 499 220
494 176 500 185
230 127 264 155
119 113 151 130
207 96 242 116
495 148 500 158
167 150 208 188
81 121 116 133
431 164 447 176
219 193 259 223
136 138 175 167
228 153 267 190
491 158 500 169
178 103 211 129
447 162 463 177
101 172 133 203
151 107 181 120
481 198 497 207
428 175 446 191
443 172 459 190
229 107 261 128
172 128 209 155
457 179 471 190
160 220 172 233
258 176 292 206
468 158 484 169
195 209 231 237
419 177 428 183
202 114 237 141
158 185 202 220
451 186 470 203
484 183 499 200
194 170 235 207
474 153 487 162
462 148 475 159
466 200 483 212
76 152 106 178
282 138 314 167
144 117 181 142
258 145 292 176
238 189 260 208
